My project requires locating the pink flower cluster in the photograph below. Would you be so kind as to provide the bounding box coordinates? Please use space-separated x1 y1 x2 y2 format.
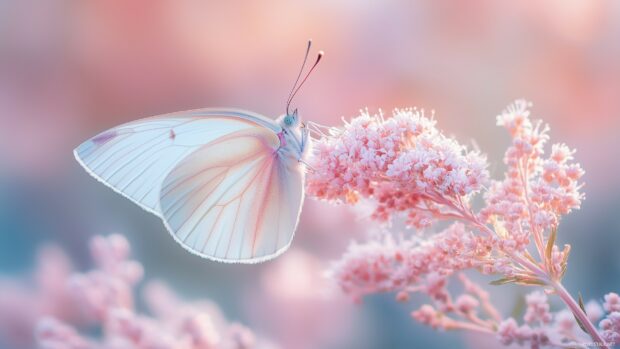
600 293 620 345
0 235 275 349
307 108 489 229
67 235 143 323
409 273 502 334
310 101 617 348
406 275 620 349
328 223 503 302
497 291 620 348
482 100 584 259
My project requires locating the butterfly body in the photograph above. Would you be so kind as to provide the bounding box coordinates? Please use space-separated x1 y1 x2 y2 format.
275 112 311 168
75 108 310 263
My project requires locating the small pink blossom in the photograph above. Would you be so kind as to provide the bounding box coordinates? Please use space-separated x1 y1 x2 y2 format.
36 317 91 349
411 305 444 329
553 310 576 334
395 291 410 302
524 291 552 324
455 294 479 314
497 317 551 349
226 324 256 349
327 235 406 301
497 318 520 345
603 292 620 313
586 300 605 323
599 312 620 346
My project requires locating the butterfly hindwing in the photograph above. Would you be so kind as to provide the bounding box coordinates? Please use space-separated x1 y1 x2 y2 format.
158 126 304 263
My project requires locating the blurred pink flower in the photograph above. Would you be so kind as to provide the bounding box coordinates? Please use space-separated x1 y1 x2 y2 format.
0 245 77 348
599 311 620 346
68 235 143 322
603 293 620 313
328 223 501 302
523 291 552 325
0 234 276 349
496 291 620 348
244 249 357 349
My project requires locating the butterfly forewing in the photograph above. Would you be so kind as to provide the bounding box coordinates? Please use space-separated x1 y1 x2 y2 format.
73 109 278 214
159 126 304 263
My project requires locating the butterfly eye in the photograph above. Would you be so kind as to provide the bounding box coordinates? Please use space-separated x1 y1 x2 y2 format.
284 115 294 126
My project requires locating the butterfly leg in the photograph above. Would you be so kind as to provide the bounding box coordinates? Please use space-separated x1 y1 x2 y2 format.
300 126 310 154
298 159 316 173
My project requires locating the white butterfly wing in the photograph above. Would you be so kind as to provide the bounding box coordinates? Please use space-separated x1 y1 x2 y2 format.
158 126 304 263
74 109 280 215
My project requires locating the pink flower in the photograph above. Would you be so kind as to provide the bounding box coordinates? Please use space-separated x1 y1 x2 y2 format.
553 310 576 334
307 108 489 229
603 292 620 313
0 234 276 349
599 312 620 346
496 318 520 345
67 234 143 322
586 300 605 323
226 324 256 349
455 294 480 314
411 305 444 329
482 100 584 254
36 317 91 349
327 235 406 301
313 100 614 348
497 317 551 348
0 245 77 348
524 291 552 324
328 223 501 302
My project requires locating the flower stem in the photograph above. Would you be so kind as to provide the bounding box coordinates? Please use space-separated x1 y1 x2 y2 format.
445 319 495 334
550 280 609 349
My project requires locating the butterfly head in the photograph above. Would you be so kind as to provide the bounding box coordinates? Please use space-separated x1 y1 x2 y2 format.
278 109 301 130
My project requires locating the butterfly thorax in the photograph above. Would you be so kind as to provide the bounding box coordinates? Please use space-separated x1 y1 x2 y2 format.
276 113 311 165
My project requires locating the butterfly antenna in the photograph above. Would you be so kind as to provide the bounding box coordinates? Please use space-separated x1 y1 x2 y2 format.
287 51 323 114
286 40 313 115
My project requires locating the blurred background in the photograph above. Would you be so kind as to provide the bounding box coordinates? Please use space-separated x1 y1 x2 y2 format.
1 1 620 348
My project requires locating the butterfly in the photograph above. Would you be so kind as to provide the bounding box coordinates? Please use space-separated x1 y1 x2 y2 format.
74 41 323 263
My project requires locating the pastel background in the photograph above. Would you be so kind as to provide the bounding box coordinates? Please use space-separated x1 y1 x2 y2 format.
1 1 619 348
